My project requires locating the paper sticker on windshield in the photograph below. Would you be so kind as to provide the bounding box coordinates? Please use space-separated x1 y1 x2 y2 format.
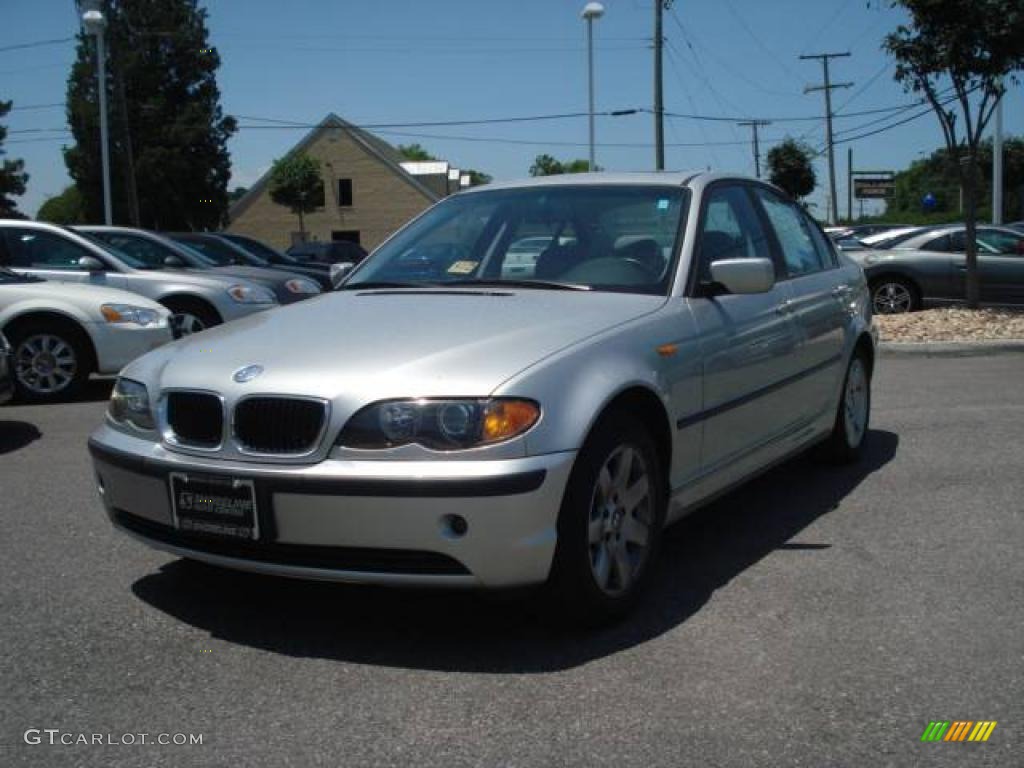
447 260 479 275
657 198 670 211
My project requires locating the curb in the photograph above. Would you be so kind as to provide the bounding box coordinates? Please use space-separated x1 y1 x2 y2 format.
878 340 1024 358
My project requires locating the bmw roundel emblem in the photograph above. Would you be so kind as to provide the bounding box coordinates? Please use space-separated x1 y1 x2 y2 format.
233 364 264 383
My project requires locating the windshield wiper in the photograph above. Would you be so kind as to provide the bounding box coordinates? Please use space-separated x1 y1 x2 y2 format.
445 278 591 291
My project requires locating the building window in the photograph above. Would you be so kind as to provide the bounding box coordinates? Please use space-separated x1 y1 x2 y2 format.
312 180 325 208
338 179 353 207
332 230 361 244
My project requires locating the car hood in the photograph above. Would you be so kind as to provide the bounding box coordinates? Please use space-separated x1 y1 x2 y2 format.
131 289 666 400
0 278 166 310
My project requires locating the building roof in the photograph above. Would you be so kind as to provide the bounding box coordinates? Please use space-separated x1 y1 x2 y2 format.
228 113 443 221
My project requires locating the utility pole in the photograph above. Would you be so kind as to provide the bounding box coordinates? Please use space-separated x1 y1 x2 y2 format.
847 147 853 222
993 88 1004 225
801 52 852 226
654 1 671 170
737 119 771 178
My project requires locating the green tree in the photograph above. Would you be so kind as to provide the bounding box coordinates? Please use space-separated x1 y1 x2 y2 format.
37 185 86 224
65 0 236 229
268 153 322 239
885 0 1024 307
0 99 29 219
766 139 817 200
529 154 593 176
466 169 492 186
397 143 437 162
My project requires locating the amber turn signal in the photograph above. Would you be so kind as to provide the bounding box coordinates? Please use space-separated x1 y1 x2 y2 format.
481 399 540 444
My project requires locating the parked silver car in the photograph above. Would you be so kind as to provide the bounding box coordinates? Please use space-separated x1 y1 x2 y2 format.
88 173 876 623
851 224 1024 312
0 221 286 337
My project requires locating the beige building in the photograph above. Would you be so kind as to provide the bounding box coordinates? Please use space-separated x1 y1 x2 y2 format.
228 113 468 251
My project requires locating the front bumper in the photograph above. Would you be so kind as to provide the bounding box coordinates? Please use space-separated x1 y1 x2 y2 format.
87 322 174 375
88 424 575 588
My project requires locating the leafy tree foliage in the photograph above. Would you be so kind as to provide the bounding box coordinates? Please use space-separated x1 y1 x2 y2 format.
397 143 436 162
268 153 322 238
766 139 817 200
37 186 86 225
0 100 29 219
529 154 593 176
885 0 1024 307
65 0 236 229
228 186 248 203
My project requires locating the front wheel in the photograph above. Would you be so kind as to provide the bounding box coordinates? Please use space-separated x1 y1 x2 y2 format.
823 350 871 463
546 412 666 625
870 277 919 314
8 322 91 402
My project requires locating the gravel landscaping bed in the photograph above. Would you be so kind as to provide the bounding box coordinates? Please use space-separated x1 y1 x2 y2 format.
875 306 1024 342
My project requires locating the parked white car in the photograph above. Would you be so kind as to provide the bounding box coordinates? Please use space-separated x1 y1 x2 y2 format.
0 266 172 402
0 221 292 337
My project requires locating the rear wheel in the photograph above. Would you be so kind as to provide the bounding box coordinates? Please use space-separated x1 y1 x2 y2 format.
7 321 91 402
546 411 666 625
161 298 221 338
870 277 919 314
824 349 871 463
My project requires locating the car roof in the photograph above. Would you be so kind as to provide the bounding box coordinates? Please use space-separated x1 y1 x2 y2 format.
455 170 745 195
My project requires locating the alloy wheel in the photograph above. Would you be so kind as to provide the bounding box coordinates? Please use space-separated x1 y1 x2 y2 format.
872 282 913 314
14 334 78 395
587 444 653 596
843 358 869 448
171 312 207 337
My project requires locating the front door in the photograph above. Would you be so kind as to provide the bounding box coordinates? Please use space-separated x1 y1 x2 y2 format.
687 183 803 473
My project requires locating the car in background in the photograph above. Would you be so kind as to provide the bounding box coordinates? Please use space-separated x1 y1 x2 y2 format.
1007 221 1024 234
0 332 13 405
825 223 909 242
79 227 324 308
0 265 171 402
850 224 1024 313
0 221 281 338
217 233 336 288
88 172 876 624
168 233 332 291
286 239 368 268
858 226 930 250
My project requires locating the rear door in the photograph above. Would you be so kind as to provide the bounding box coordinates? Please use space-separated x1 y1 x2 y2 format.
976 229 1024 304
688 182 803 473
751 188 848 424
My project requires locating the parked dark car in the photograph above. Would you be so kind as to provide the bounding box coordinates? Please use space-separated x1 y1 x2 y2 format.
217 233 336 279
850 224 1024 312
287 239 368 267
168 233 333 291
0 331 13 405
79 227 321 306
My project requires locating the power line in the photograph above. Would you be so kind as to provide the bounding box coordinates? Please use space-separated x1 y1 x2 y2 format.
235 110 642 130
0 36 75 54
6 103 66 112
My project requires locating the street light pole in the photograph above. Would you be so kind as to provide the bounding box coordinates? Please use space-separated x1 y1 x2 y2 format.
83 5 112 225
582 2 605 172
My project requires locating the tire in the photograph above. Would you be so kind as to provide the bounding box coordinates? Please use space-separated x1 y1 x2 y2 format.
546 411 667 626
823 349 871 464
161 298 221 338
7 320 92 403
869 277 919 314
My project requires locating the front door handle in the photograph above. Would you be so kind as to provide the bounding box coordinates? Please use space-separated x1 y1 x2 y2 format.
775 299 793 315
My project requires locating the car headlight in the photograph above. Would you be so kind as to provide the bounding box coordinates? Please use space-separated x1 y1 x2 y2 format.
108 378 155 430
285 278 321 295
227 284 277 304
337 398 540 451
100 303 164 327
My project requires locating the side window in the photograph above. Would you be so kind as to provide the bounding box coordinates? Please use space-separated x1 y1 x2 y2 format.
922 235 950 252
698 185 772 282
753 189 827 277
4 228 93 270
978 229 1024 256
948 232 967 253
103 235 165 267
804 214 838 268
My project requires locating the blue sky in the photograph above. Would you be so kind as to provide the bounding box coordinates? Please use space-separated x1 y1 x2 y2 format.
2 0 1021 219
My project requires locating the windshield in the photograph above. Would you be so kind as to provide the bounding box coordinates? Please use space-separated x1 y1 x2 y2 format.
70 229 155 269
172 235 264 267
345 185 688 294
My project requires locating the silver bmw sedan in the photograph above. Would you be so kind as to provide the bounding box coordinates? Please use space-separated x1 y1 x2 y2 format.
88 172 876 624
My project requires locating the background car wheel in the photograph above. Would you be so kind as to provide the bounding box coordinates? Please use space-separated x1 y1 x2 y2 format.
546 411 666 626
823 348 871 464
7 321 91 403
161 298 221 338
870 277 919 314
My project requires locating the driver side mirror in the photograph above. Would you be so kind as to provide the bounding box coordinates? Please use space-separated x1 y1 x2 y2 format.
330 261 354 288
708 258 775 295
78 255 105 272
163 255 185 268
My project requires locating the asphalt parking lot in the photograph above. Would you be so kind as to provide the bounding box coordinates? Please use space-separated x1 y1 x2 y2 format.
1 354 1022 767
